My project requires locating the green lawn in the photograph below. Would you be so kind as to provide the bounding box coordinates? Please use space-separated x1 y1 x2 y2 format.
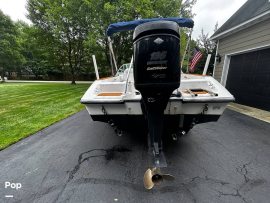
0 82 90 150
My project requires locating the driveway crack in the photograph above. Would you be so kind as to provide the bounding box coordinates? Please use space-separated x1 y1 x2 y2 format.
217 189 248 203
236 161 252 184
53 145 131 202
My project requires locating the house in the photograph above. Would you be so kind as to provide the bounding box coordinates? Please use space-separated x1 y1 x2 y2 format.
211 0 270 111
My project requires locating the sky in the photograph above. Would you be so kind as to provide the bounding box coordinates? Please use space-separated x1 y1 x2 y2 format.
0 0 30 23
192 0 247 39
0 0 247 39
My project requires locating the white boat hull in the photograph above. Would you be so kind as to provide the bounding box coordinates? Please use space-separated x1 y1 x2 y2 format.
84 100 228 116
81 73 234 134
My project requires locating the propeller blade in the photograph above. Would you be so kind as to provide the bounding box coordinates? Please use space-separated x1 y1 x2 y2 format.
143 168 154 190
143 168 174 189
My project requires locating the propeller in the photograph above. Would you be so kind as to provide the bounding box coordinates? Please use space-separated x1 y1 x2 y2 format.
143 168 175 189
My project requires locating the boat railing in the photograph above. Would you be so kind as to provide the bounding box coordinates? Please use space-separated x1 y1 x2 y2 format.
124 56 134 94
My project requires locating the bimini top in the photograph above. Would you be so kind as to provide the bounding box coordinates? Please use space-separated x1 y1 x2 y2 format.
106 17 194 37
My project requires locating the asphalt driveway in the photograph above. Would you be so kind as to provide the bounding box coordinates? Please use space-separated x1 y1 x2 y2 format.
0 109 270 203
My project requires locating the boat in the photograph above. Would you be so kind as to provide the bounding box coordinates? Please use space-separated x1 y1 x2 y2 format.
81 17 234 189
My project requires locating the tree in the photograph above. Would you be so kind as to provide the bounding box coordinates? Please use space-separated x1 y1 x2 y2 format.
26 0 198 81
195 23 219 75
27 0 94 84
16 21 63 79
180 0 197 18
0 10 24 80
197 22 218 54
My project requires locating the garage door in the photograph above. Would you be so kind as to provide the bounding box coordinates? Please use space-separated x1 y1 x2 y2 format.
226 48 270 111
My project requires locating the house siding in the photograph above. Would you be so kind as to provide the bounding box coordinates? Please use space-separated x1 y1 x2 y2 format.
214 18 270 82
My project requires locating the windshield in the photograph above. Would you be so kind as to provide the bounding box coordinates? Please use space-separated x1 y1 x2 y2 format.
115 63 131 76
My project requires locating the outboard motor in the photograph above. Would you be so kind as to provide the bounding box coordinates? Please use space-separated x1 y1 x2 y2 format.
133 21 180 167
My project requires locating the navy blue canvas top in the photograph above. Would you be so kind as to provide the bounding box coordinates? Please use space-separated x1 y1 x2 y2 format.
106 17 194 36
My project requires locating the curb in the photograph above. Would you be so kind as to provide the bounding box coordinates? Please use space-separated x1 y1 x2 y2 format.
227 103 270 124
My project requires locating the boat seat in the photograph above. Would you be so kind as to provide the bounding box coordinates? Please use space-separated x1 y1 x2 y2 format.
97 92 123 96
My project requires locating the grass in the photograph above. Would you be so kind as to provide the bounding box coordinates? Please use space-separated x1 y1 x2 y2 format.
0 82 90 150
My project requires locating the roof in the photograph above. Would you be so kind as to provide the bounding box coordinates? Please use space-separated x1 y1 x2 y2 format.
106 17 194 37
211 0 270 40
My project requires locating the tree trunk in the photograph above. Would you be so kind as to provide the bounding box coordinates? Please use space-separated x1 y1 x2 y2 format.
70 62 76 85
0 67 5 83
71 72 76 85
67 37 76 85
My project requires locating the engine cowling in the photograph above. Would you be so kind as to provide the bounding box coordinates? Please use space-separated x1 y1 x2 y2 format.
133 20 180 95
